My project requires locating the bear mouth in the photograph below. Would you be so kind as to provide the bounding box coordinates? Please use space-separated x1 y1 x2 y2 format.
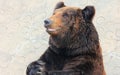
46 28 60 32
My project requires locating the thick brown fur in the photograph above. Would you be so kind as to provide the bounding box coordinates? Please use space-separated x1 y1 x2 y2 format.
26 2 106 75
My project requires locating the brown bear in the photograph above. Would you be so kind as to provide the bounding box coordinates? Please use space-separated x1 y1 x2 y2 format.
26 2 106 75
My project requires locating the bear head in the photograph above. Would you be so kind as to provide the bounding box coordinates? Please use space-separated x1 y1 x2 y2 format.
44 2 95 36
44 2 97 48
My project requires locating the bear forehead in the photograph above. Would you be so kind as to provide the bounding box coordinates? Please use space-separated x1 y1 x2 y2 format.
54 7 81 13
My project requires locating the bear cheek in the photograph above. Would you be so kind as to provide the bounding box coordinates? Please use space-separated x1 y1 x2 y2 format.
74 18 80 30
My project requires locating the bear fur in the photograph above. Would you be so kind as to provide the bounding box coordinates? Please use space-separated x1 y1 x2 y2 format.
26 2 106 75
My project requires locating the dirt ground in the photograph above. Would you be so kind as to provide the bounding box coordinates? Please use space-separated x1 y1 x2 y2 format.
0 0 120 75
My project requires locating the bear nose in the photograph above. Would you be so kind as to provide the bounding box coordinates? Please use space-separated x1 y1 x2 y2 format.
44 19 52 27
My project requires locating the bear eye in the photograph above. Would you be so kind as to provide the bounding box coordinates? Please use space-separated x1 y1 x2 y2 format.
62 13 68 18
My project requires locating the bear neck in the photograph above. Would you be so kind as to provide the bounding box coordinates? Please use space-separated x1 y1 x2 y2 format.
49 23 100 57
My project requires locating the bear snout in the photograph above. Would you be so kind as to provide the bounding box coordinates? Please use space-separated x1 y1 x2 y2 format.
44 19 53 28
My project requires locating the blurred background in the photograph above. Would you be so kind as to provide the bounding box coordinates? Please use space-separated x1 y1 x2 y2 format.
0 0 120 75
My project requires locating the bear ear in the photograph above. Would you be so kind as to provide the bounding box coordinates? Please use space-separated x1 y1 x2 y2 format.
54 2 65 10
82 6 95 22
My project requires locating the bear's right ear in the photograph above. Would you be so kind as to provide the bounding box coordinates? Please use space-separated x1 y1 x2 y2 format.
54 2 65 10
82 6 95 22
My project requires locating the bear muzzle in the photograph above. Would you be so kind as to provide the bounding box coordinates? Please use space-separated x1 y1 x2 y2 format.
44 19 61 33
44 19 53 28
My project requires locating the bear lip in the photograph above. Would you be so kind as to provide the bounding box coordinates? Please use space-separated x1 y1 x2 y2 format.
47 28 60 32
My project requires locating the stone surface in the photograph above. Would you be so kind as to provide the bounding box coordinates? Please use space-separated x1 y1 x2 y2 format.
0 0 120 75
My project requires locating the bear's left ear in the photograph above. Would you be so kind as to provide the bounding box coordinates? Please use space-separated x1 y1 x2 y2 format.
54 2 65 10
82 6 95 22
